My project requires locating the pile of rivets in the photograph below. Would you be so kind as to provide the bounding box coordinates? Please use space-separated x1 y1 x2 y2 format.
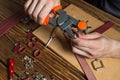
22 55 34 70
32 74 46 80
18 71 30 80
18 55 55 80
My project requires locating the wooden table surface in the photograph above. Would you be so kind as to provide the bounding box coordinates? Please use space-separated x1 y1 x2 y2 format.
0 0 120 80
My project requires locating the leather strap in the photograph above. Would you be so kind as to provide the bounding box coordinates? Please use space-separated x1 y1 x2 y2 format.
75 21 114 80
0 10 26 37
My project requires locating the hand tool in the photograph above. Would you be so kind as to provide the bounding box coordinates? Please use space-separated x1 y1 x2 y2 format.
42 5 90 39
9 58 15 80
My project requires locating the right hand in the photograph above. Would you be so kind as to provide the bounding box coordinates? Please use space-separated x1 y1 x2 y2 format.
24 0 61 25
67 32 120 58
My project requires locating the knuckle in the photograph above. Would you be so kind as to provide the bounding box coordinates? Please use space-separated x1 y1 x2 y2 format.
32 13 37 19
91 53 99 58
72 47 75 52
47 0 54 6
24 5 27 10
38 14 42 23
27 10 32 15
72 47 76 53
38 13 42 19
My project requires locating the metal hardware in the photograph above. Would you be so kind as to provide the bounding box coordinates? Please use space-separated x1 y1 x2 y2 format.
26 29 34 40
91 58 104 71
21 16 32 24
45 36 54 47
22 55 34 70
18 71 30 80
50 75 55 80
32 74 46 80
13 42 26 54
45 27 57 47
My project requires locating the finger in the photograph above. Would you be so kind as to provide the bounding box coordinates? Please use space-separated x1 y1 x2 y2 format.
79 32 102 39
63 33 69 40
32 0 47 22
64 32 73 39
72 46 92 58
71 29 80 37
71 38 96 49
38 1 54 24
27 0 39 17
73 44 92 53
24 0 33 11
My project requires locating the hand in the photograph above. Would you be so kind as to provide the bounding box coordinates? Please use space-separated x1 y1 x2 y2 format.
24 0 60 24
69 32 120 58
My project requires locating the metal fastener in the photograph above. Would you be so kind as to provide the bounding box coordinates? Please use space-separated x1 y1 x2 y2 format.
91 58 104 71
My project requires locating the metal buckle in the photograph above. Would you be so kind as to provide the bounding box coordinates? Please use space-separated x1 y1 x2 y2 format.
91 58 104 71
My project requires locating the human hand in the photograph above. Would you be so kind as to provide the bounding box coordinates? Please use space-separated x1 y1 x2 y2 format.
69 32 120 58
24 0 60 24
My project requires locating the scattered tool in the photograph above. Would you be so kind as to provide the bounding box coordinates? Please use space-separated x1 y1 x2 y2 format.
9 58 15 80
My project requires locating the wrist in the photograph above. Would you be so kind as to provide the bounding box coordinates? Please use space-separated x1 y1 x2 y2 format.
110 40 120 58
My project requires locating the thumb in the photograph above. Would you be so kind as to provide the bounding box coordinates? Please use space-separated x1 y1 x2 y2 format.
49 12 55 18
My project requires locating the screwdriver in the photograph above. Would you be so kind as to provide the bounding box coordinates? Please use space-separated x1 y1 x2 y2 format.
9 58 15 80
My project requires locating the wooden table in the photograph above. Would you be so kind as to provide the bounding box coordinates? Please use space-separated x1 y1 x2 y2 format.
0 0 120 80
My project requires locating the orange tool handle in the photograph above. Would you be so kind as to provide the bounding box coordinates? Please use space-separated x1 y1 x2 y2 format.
42 5 62 25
